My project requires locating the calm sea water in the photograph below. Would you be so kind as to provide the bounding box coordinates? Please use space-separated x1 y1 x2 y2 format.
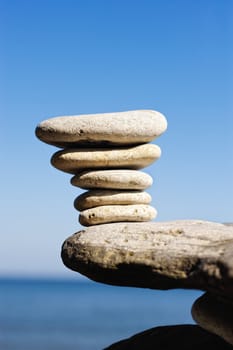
0 278 202 350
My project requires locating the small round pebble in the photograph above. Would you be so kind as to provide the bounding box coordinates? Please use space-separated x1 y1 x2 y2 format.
74 190 152 211
79 204 157 226
71 169 153 190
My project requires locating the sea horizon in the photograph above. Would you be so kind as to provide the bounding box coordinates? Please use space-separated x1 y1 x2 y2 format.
0 276 203 350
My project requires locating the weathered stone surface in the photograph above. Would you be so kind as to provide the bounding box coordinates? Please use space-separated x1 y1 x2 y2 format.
35 110 167 147
74 190 152 211
79 204 157 226
192 293 233 346
51 144 161 174
71 170 153 190
104 325 233 350
61 221 233 296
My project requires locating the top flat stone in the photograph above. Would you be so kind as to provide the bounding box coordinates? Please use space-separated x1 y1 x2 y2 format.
35 110 167 147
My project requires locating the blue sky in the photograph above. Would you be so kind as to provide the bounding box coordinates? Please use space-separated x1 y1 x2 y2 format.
1 0 232 277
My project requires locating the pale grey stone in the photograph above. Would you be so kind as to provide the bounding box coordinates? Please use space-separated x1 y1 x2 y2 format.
51 144 161 174
192 293 233 346
35 110 167 147
79 204 157 226
71 170 153 190
74 190 152 211
61 220 233 296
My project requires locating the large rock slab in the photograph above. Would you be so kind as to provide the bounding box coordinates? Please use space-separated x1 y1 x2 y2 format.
61 221 233 296
104 325 233 350
35 110 167 147
51 144 161 174
192 293 233 345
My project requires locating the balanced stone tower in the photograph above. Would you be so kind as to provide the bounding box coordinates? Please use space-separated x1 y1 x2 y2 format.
36 110 167 226
36 110 233 349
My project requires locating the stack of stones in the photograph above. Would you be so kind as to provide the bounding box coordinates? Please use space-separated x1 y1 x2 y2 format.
36 110 233 349
35 110 167 226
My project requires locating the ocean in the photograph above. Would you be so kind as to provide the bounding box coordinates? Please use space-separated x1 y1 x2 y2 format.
0 278 203 350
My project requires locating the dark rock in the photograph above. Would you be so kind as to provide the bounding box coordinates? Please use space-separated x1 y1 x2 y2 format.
192 293 233 346
104 325 233 350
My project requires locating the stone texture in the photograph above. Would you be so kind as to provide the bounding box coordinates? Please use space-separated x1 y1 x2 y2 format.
74 190 152 211
51 144 161 174
104 325 233 350
35 110 167 147
192 292 233 346
79 204 157 226
61 220 233 296
71 170 153 190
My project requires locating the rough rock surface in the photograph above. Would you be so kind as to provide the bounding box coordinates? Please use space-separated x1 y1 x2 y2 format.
74 190 152 211
192 292 233 345
61 220 233 296
71 170 153 190
104 325 233 350
79 204 157 226
35 110 167 147
51 144 161 174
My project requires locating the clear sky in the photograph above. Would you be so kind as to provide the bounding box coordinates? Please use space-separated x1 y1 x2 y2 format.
1 0 232 278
